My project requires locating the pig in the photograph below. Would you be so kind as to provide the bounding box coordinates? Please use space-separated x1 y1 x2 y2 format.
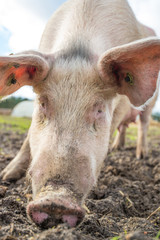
112 24 158 159
1 0 160 228
112 97 157 159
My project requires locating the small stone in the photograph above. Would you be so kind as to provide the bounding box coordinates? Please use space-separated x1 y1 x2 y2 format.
154 173 160 183
0 185 7 198
125 231 150 240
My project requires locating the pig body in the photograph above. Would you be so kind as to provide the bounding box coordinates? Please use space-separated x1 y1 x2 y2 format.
1 0 160 228
112 95 157 158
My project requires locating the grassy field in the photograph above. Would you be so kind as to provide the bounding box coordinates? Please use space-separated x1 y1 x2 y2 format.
112 120 160 146
0 115 31 133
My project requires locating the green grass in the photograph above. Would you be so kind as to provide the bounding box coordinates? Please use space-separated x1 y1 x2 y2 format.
154 231 160 239
110 237 120 240
126 124 137 142
0 115 31 133
113 121 160 147
113 124 138 145
148 125 160 137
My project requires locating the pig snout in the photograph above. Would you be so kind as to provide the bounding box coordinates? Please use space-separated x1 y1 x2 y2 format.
27 195 85 228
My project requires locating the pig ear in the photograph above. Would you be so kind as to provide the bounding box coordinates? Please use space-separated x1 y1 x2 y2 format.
98 37 160 107
0 52 49 96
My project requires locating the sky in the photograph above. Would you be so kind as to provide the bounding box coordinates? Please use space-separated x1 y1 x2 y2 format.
0 0 160 112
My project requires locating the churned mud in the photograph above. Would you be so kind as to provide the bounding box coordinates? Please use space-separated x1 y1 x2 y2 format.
0 122 160 240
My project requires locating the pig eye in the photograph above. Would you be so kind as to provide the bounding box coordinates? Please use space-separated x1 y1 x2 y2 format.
98 109 102 113
95 108 104 119
94 102 106 118
41 102 45 108
40 101 46 110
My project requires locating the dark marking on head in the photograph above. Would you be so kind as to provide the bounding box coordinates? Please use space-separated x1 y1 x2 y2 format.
57 42 91 62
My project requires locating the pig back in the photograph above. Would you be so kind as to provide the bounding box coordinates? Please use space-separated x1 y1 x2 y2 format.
39 0 142 56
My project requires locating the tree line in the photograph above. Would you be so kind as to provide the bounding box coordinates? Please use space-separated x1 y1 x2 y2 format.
0 97 29 109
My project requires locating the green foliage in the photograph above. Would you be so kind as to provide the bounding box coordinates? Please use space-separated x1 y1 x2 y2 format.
113 124 137 146
126 125 137 142
0 115 31 133
155 231 160 239
0 96 29 109
152 112 160 122
110 236 120 240
113 122 160 148
148 125 160 137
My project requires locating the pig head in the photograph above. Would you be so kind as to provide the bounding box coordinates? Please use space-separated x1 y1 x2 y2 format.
0 38 159 228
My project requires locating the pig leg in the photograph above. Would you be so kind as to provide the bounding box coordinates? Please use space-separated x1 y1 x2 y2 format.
0 135 30 181
112 125 127 150
136 93 157 160
136 110 150 159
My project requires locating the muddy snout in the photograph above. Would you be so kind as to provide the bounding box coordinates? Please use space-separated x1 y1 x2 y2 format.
27 194 85 228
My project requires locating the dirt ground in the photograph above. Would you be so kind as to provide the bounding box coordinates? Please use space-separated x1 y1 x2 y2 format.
0 122 160 240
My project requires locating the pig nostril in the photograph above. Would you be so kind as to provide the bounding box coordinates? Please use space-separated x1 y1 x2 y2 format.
62 215 78 227
31 211 49 224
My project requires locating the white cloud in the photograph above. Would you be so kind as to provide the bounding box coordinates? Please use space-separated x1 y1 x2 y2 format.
12 86 36 100
16 0 66 20
0 0 46 53
0 0 66 99
128 0 160 36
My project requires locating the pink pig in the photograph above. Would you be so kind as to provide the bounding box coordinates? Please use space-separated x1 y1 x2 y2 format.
1 0 160 228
